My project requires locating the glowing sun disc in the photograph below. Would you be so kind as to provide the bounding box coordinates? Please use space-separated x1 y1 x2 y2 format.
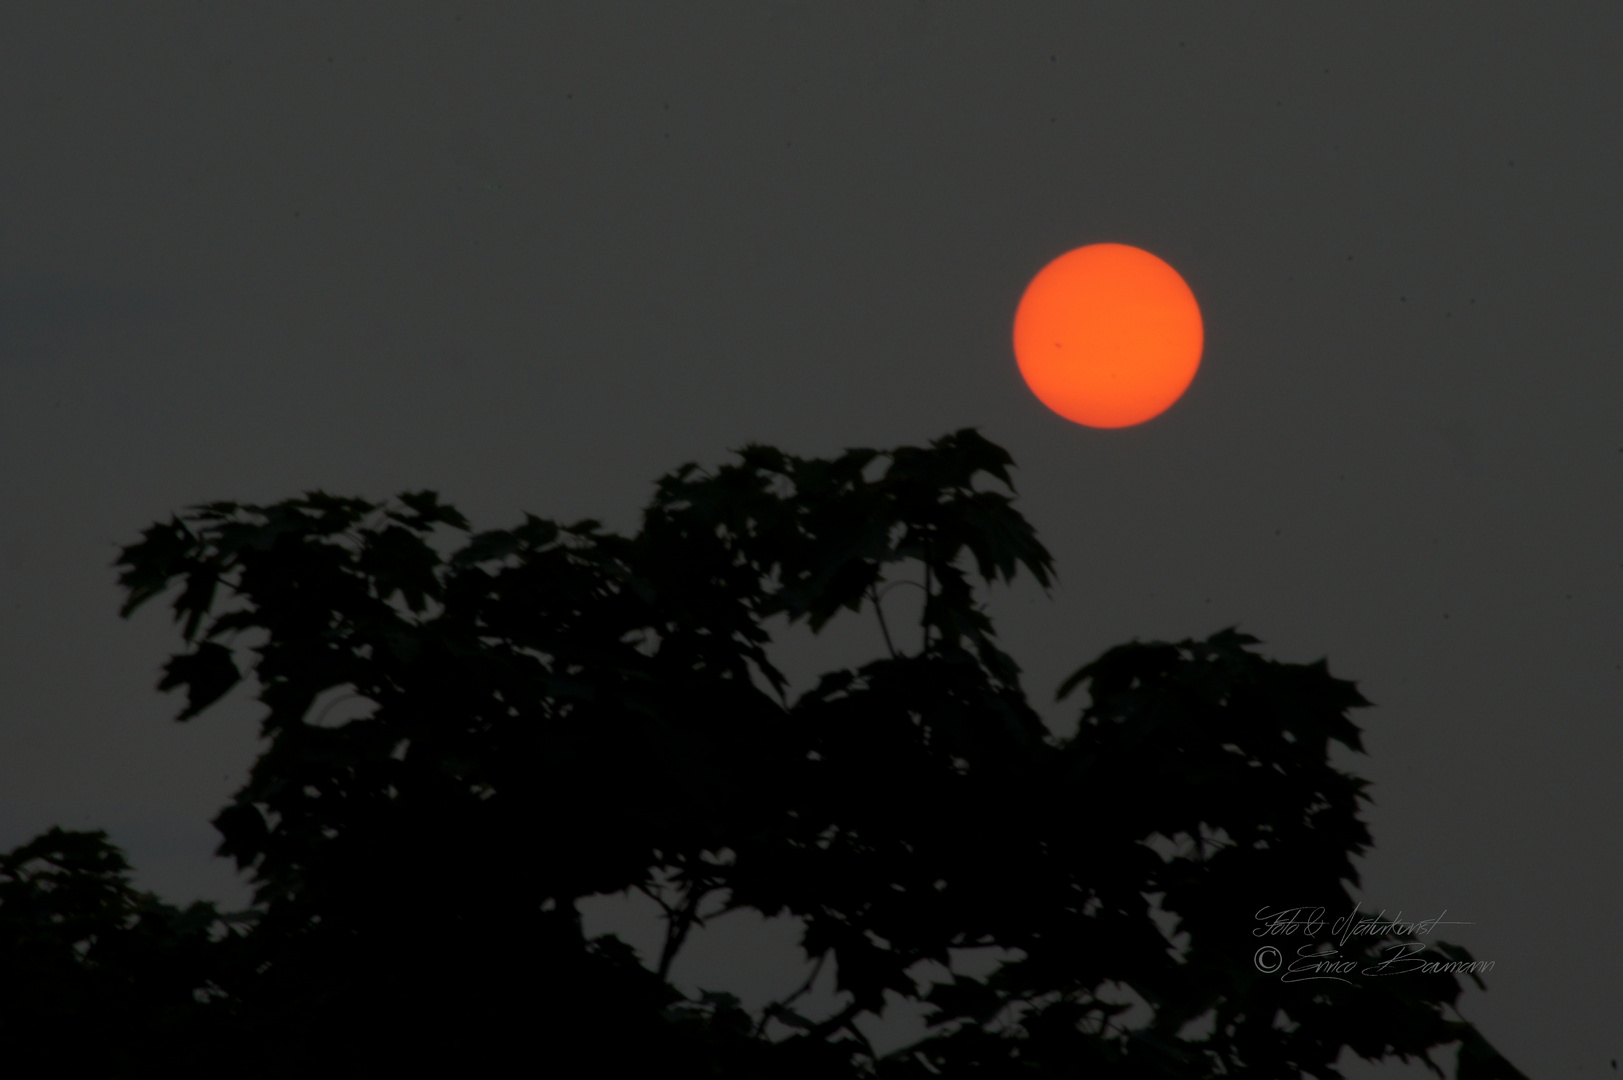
1013 243 1203 428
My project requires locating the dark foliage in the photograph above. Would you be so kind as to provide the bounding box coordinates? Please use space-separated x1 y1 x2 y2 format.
0 429 1522 1077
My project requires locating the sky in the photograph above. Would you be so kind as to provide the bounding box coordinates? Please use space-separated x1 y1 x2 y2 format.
1 3 1618 1072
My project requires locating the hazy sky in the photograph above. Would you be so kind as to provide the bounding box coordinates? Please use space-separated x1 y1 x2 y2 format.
2 4 1618 1073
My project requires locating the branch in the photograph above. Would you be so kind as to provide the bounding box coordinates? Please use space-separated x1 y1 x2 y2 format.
636 880 677 920
756 952 828 1038
868 584 899 660
871 578 929 659
807 998 867 1043
656 882 713 982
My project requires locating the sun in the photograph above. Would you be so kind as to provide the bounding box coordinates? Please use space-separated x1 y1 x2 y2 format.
1013 243 1203 428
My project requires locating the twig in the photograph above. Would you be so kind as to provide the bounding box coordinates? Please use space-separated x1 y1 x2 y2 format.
657 882 712 981
869 584 899 659
807 999 865 1041
755 952 828 1037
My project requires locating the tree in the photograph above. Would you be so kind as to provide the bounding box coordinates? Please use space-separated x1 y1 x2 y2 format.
0 429 1522 1078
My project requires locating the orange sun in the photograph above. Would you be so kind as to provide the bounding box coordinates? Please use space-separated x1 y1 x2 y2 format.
1013 243 1203 428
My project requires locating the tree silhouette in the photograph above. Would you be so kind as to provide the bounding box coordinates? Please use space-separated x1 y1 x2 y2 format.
0 429 1522 1078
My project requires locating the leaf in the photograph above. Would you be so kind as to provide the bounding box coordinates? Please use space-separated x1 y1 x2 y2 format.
113 517 197 620
1454 1023 1532 1080
388 490 472 533
156 641 242 721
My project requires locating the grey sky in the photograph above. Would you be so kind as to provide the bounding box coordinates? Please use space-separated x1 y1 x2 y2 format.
1 3 1618 1072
